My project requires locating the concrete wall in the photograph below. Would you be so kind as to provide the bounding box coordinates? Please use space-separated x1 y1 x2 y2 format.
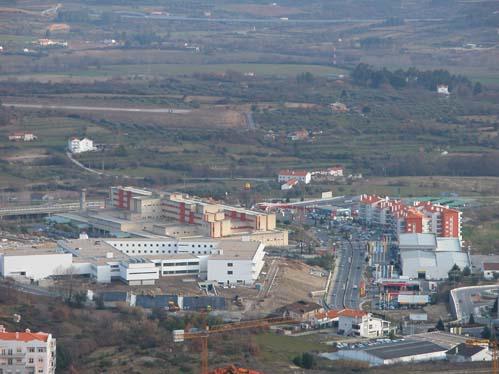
0 253 73 281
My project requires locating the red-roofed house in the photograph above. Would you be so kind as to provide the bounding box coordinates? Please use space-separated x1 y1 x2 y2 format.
287 130 309 141
278 170 311 184
281 178 299 191
0 325 56 373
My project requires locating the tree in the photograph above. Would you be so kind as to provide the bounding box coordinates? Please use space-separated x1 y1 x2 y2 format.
469 313 475 325
482 326 492 340
301 352 315 369
462 266 471 277
436 318 445 331
492 298 498 314
389 330 396 340
293 353 315 369
473 82 483 95
448 264 462 284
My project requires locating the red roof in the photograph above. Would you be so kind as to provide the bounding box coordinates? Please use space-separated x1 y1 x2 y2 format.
360 194 382 204
0 331 49 342
315 309 365 320
286 178 298 186
329 166 344 171
338 309 366 318
483 263 499 271
279 170 309 177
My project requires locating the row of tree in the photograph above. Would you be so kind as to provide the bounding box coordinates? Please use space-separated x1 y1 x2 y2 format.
351 63 474 92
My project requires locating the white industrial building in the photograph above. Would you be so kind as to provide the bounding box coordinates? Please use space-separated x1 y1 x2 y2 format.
207 241 265 285
399 233 470 280
0 325 56 374
67 137 95 153
321 339 448 366
0 244 73 281
0 238 266 286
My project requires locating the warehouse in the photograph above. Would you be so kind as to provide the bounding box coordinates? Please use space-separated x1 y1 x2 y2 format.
321 339 448 366
0 244 72 281
399 233 470 280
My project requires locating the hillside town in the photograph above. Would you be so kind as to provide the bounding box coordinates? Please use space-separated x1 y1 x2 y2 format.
1 185 499 373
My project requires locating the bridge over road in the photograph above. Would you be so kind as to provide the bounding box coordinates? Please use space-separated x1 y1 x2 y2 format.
0 201 104 219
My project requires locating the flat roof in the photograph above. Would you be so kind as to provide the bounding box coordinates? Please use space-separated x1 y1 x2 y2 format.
58 239 130 265
0 243 64 257
361 339 447 360
211 241 262 260
143 253 199 261
409 331 470 349
399 233 437 248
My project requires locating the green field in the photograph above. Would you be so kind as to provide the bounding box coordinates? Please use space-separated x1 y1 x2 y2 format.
67 63 348 78
255 333 331 363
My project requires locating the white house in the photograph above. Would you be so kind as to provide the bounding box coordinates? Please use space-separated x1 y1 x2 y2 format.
482 262 499 280
339 311 390 338
0 325 56 374
328 166 344 177
278 170 311 184
437 84 450 95
67 137 95 153
447 343 493 362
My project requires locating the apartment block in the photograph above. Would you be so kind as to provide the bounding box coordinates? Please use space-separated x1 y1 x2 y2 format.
358 194 462 240
0 326 56 374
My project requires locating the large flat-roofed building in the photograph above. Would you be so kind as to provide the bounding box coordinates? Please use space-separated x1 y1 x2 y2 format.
57 239 159 285
321 339 448 366
0 243 73 281
207 241 265 285
59 237 266 285
399 233 470 280
0 326 56 374
62 186 287 246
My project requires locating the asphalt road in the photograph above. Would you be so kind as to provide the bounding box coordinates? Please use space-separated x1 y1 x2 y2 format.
2 102 192 114
329 239 365 310
451 285 498 322
116 11 443 24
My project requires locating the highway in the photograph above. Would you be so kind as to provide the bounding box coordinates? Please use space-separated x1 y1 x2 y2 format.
115 11 444 24
328 239 365 310
2 103 192 114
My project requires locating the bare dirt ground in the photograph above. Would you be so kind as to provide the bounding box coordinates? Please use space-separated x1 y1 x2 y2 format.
257 259 328 312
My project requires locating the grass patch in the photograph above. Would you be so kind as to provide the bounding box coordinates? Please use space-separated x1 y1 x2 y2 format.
255 332 330 363
66 63 347 78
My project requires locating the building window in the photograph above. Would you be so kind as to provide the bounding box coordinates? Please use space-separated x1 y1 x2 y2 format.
29 358 34 364
28 348 35 353
227 271 233 275
227 263 233 267
38 348 45 353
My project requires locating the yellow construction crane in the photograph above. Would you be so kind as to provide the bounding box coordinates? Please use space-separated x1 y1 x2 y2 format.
173 308 295 374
